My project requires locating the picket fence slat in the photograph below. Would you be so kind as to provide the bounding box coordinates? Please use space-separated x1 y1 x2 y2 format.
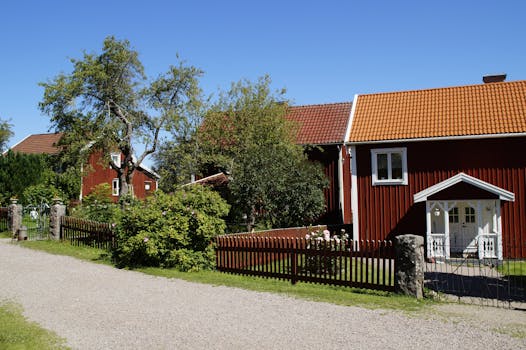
215 235 395 292
60 216 115 250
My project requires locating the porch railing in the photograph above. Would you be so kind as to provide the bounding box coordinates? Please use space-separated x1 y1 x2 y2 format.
427 233 499 259
428 233 445 258
478 234 497 259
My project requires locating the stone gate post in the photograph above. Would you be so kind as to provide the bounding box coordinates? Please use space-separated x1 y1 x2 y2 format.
8 198 22 238
49 197 66 240
394 234 425 299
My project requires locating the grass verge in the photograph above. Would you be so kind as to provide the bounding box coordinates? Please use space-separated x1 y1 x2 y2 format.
19 240 113 265
0 301 69 349
0 231 12 238
17 240 431 311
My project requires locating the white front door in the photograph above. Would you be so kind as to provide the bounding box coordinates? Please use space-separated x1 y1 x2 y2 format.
449 204 478 254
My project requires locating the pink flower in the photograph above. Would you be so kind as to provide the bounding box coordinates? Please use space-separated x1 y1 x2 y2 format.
111 223 116 228
305 234 311 240
143 237 149 243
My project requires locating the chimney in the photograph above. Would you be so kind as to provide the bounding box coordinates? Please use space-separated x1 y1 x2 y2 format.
483 74 506 84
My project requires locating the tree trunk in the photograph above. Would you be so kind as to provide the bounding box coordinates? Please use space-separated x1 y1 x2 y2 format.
246 206 256 232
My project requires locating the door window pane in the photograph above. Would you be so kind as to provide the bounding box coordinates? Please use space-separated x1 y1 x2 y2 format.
465 207 476 223
449 207 459 223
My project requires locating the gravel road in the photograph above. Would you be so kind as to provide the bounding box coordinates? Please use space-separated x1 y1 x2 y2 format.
0 240 524 349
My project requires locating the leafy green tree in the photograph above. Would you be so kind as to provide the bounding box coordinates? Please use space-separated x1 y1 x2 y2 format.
198 76 327 231
39 36 203 199
0 151 78 205
0 118 13 152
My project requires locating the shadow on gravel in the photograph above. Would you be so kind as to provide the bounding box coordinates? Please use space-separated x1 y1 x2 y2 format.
425 271 526 303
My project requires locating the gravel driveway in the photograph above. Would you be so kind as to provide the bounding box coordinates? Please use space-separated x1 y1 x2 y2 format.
0 240 524 349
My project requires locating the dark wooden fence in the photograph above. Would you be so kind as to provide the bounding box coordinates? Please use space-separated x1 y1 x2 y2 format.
0 207 7 232
60 216 115 249
216 236 395 292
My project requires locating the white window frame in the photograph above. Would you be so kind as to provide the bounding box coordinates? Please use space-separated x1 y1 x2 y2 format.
110 152 121 169
112 178 119 196
371 147 408 185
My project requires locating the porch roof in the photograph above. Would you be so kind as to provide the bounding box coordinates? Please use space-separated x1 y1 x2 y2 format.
413 172 515 203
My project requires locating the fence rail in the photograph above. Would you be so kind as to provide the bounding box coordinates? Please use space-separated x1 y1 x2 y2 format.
216 236 395 292
60 216 115 250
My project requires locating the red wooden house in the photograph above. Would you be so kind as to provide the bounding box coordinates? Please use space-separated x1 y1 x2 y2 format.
346 78 526 259
9 133 159 202
286 102 353 225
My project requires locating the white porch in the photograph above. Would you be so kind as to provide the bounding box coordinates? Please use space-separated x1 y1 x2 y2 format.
414 173 515 261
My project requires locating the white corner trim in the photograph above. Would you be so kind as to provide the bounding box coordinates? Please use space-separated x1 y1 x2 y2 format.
337 146 345 222
350 146 359 241
414 172 515 203
344 94 359 143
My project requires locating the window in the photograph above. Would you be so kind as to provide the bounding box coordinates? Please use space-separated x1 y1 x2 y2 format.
110 153 121 168
371 148 407 185
145 181 152 191
112 178 119 196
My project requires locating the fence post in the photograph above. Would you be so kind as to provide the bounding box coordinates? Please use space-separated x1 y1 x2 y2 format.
49 197 66 240
394 234 424 299
290 238 297 285
8 198 22 238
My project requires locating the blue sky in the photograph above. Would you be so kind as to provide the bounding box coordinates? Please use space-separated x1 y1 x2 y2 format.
2 1 525 154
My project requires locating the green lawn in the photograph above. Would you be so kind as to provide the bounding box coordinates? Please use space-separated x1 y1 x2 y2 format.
16 239 430 311
0 301 69 350
497 260 526 276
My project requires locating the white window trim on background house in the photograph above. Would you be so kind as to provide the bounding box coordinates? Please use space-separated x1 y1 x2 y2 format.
110 152 121 168
112 178 119 196
371 147 408 185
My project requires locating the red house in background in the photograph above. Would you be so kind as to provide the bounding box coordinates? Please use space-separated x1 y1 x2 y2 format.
286 102 353 225
9 133 159 202
346 77 526 259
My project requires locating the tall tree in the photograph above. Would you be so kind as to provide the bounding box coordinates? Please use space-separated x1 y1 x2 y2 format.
0 118 13 152
198 76 327 230
39 36 202 198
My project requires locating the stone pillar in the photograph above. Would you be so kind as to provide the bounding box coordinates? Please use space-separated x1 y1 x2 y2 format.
8 198 22 238
394 234 425 299
49 197 66 240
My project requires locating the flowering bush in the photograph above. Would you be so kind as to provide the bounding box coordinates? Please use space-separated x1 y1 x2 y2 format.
303 228 349 276
113 186 229 271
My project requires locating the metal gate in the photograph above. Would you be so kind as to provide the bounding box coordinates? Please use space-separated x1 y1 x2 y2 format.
424 250 526 309
23 202 50 240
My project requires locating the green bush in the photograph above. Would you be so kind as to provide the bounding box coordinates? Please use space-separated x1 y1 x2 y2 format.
70 183 121 223
114 186 229 271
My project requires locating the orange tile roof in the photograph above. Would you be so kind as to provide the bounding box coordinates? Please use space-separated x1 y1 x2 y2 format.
286 102 352 144
10 133 63 154
348 80 526 143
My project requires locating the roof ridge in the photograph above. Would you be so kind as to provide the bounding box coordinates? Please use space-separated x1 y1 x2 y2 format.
358 79 526 98
289 101 352 108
